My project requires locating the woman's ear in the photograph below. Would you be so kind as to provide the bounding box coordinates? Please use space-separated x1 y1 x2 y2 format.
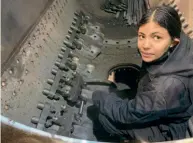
170 38 180 47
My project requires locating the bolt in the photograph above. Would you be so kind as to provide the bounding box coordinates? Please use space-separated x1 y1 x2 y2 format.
37 103 45 110
73 17 78 21
72 21 76 25
53 116 58 121
51 68 57 75
42 89 50 95
74 12 79 17
61 105 66 110
61 47 66 52
58 53 63 59
86 64 95 74
169 0 175 4
65 90 69 94
170 3 177 8
178 12 182 17
174 7 179 12
180 17 185 22
47 79 54 85
66 35 70 40
72 57 79 64
187 30 193 35
31 117 39 124
182 23 188 29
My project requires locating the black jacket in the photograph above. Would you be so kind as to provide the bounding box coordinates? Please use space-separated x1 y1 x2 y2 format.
92 32 193 141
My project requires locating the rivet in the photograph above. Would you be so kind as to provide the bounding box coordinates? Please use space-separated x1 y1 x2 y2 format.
2 81 6 87
9 69 13 75
25 69 29 75
19 79 24 85
16 59 20 64
12 91 16 96
4 104 9 110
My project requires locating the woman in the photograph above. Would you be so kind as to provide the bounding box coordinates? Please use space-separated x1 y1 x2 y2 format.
92 5 193 142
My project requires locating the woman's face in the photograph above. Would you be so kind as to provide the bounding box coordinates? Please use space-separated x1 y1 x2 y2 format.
138 21 173 63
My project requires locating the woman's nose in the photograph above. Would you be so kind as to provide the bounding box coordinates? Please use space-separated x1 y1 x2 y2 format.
143 39 151 50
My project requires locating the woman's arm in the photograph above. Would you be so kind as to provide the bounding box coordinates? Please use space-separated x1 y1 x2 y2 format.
92 77 188 124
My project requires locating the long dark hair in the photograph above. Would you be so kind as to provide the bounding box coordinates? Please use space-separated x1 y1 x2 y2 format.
138 5 181 39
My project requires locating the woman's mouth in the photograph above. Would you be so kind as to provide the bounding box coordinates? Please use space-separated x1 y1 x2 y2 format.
141 52 154 58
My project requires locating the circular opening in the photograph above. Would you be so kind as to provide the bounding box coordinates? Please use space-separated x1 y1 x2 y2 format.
95 26 98 29
105 40 108 43
128 46 131 48
91 51 94 53
128 40 130 43
108 64 140 89
94 35 97 38
116 41 119 44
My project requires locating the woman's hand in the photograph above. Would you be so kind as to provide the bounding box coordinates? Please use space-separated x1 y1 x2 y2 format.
108 72 115 83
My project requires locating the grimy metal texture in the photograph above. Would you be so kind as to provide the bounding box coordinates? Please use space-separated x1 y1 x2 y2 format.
1 0 141 141
31 11 89 136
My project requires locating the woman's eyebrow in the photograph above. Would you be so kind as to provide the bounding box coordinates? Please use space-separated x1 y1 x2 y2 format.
138 32 145 35
151 32 163 35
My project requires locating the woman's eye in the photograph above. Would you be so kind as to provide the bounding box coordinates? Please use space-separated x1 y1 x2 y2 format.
138 35 145 39
153 36 161 40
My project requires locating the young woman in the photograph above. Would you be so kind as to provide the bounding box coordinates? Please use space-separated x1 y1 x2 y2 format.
92 5 193 142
